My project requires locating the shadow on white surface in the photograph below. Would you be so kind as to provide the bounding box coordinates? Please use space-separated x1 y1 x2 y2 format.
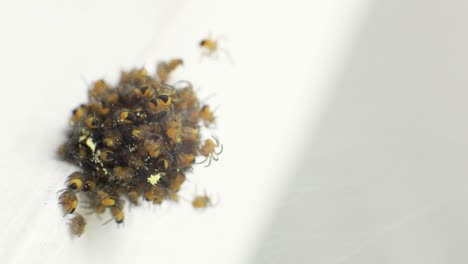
251 0 468 263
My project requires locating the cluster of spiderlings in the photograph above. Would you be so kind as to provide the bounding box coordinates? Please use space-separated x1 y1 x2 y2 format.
57 59 221 236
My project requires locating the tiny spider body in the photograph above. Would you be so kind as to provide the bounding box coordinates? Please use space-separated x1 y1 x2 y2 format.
192 194 212 209
69 214 86 237
58 189 78 215
199 38 218 55
199 35 233 64
197 137 223 167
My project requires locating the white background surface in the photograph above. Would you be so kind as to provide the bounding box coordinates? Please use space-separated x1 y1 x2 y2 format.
252 1 468 263
3 0 467 263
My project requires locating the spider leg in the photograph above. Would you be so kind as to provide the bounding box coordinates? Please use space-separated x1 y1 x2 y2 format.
215 143 223 155
195 156 208 165
102 217 114 225
204 156 212 167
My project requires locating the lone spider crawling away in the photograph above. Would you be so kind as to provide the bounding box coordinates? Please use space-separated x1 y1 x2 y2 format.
57 58 223 236
199 38 218 56
199 34 233 64
191 190 218 209
192 195 212 209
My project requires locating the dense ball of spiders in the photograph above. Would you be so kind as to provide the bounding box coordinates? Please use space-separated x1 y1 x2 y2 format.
58 60 219 236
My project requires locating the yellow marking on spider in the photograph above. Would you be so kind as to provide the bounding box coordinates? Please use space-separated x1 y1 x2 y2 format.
147 172 164 186
86 137 97 153
78 129 90 142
